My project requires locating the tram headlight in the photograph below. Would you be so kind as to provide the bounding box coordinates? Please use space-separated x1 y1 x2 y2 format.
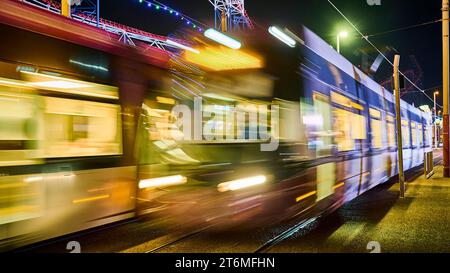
138 175 187 189
217 175 266 192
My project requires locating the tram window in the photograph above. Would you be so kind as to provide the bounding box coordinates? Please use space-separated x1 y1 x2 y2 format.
417 124 423 147
331 91 352 108
278 100 305 142
411 122 418 146
418 124 423 146
72 116 89 140
370 108 382 149
352 114 366 140
313 92 333 156
370 119 382 149
43 97 121 158
386 115 395 123
401 120 410 147
333 108 366 152
0 90 39 166
386 115 396 148
0 94 36 143
424 125 431 147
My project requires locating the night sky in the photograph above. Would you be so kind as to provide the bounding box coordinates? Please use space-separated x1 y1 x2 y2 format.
101 0 443 108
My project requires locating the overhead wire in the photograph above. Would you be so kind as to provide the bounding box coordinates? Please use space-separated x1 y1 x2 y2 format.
365 19 442 38
328 0 442 109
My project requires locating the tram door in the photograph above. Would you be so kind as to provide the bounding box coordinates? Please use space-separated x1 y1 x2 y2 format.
312 92 336 201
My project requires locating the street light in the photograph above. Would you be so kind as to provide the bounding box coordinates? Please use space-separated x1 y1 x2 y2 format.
434 91 439 148
336 31 348 54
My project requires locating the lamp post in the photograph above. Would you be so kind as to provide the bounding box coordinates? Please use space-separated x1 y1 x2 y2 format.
435 91 440 148
336 31 348 54
394 55 405 197
442 0 449 177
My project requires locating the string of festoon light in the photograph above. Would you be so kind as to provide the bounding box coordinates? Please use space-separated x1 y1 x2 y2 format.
136 0 208 33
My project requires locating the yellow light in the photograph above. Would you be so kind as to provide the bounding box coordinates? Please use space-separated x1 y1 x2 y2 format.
331 91 352 108
217 175 266 192
0 205 37 217
184 46 263 71
55 89 118 100
333 182 345 190
138 175 187 189
72 194 110 204
156 96 176 105
296 191 317 202
30 80 89 89
350 102 364 111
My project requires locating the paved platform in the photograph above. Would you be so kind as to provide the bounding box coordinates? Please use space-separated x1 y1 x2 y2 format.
271 163 450 253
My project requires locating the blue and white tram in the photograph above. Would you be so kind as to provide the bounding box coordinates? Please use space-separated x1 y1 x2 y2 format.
135 26 433 227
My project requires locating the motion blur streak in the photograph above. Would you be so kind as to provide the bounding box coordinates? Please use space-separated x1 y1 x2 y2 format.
217 175 267 192
20 71 119 99
139 175 187 189
156 96 176 105
166 39 200 54
72 194 111 204
296 191 317 202
332 182 345 190
23 177 44 183
30 80 89 89
0 78 29 87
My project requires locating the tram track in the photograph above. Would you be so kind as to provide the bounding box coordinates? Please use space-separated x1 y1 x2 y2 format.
143 225 213 253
